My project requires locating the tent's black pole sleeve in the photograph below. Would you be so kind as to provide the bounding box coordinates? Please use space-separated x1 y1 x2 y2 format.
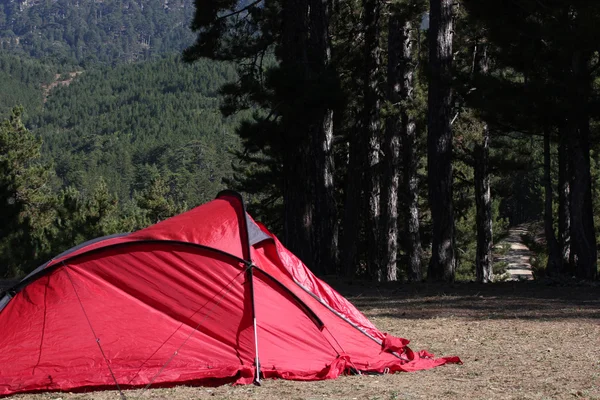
216 190 252 261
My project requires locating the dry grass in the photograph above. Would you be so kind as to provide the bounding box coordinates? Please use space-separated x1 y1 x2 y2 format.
10 281 600 400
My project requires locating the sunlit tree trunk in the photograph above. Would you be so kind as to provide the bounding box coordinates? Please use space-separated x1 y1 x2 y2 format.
543 129 561 276
399 7 423 282
474 124 492 283
381 8 404 282
363 0 382 280
342 134 361 279
558 134 571 273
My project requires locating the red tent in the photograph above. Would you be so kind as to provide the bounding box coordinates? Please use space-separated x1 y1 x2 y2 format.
0 191 460 396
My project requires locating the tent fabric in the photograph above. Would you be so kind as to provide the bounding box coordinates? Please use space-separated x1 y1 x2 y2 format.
0 191 460 396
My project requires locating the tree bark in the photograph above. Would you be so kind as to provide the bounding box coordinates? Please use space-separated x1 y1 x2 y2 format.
472 42 493 283
280 0 338 274
363 0 382 280
381 10 403 282
280 0 313 268
308 0 338 275
568 51 597 281
341 134 361 279
427 0 455 281
474 124 493 283
558 133 571 274
282 148 314 268
397 8 423 282
543 129 561 276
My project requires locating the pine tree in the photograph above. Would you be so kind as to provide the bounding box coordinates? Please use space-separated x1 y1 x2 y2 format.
135 177 182 224
427 0 455 281
381 0 424 282
463 0 599 280
0 107 55 277
543 128 561 276
185 0 340 274
362 0 383 280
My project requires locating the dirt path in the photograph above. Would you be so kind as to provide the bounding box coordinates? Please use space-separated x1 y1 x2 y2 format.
41 71 83 103
495 225 534 280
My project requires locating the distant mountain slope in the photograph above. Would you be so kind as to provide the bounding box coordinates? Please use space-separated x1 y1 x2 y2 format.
0 53 57 118
0 0 252 209
0 0 196 64
26 55 246 207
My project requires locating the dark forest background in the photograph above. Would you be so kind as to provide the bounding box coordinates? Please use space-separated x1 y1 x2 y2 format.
1 0 598 282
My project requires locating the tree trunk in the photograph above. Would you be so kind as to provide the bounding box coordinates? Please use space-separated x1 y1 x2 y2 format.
380 10 402 282
280 0 314 268
558 133 571 274
399 10 423 282
308 0 338 275
543 129 561 276
427 0 455 281
280 0 338 274
341 134 361 279
474 124 493 283
568 51 597 281
363 0 382 280
282 149 314 268
472 42 493 283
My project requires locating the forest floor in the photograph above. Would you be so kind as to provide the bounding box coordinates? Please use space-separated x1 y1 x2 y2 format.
9 281 599 400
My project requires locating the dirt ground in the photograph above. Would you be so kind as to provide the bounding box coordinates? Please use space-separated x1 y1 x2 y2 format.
9 281 600 400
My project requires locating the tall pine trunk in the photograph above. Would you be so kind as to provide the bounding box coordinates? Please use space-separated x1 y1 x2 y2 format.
382 6 419 282
473 42 493 283
281 0 313 268
363 0 382 280
558 133 571 273
543 129 561 276
401 14 423 282
308 0 338 274
281 0 338 274
427 0 455 281
568 51 597 280
474 124 492 283
381 9 403 282
342 134 361 279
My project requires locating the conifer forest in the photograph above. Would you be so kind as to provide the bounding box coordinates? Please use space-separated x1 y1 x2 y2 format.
1 0 599 283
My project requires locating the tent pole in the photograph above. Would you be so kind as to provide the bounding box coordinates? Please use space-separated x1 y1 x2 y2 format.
217 191 261 384
247 264 261 385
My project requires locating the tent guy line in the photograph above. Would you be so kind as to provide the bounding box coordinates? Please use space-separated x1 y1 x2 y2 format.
137 266 249 396
63 265 127 400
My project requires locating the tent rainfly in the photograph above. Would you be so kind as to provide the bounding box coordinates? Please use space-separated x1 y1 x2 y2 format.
0 191 460 396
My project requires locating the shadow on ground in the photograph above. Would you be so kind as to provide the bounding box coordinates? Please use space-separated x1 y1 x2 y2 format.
326 280 600 321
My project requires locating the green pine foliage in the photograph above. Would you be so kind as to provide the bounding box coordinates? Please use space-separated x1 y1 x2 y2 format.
0 0 196 65
0 1 251 279
0 53 56 118
0 107 55 277
28 55 244 208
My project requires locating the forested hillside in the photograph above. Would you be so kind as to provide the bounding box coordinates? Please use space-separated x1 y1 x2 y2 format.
0 0 247 277
29 55 243 204
0 53 55 117
0 57 246 276
0 0 196 64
